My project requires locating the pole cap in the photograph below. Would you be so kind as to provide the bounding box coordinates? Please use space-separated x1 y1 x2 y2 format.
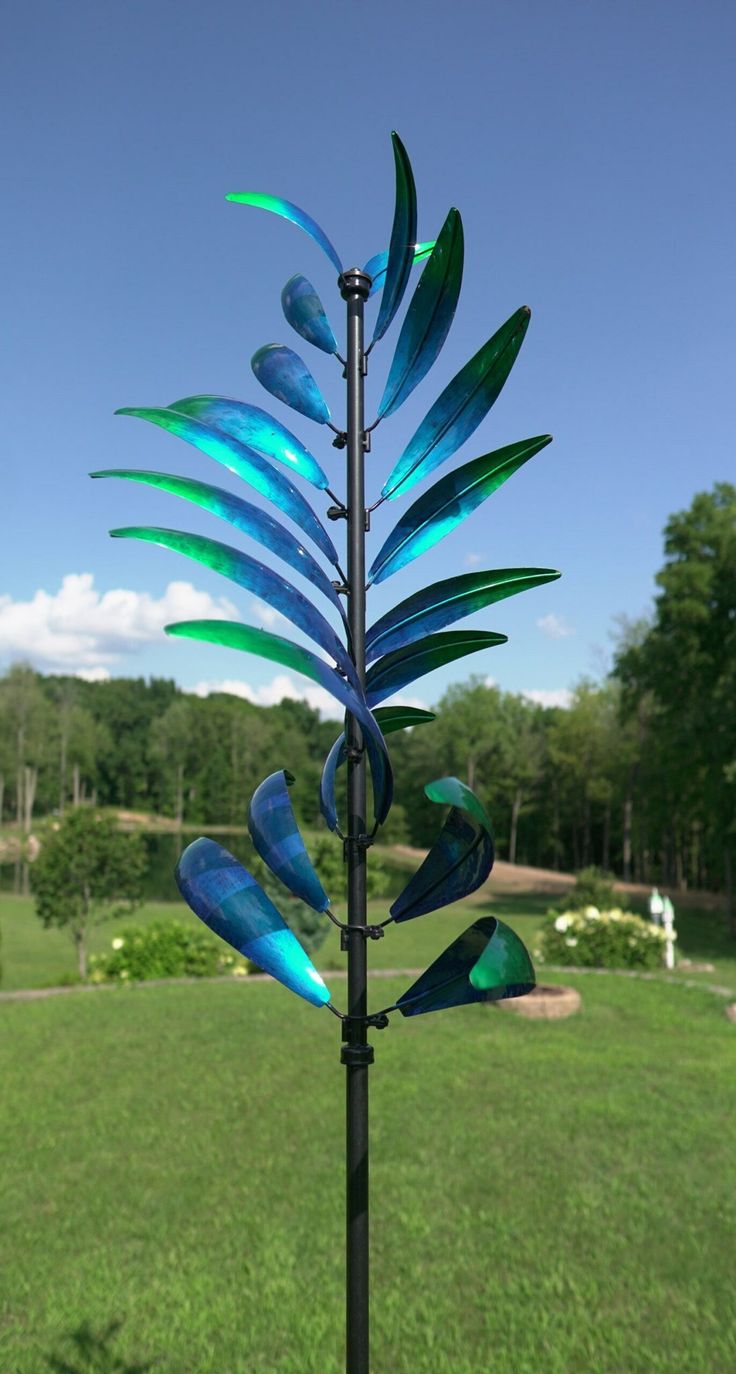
339 268 372 301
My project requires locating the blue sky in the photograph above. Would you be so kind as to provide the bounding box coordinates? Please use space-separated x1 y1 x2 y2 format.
3 0 735 716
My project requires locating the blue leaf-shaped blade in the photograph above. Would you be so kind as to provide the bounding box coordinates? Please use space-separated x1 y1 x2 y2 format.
248 770 329 912
369 435 553 586
115 407 338 565
371 132 418 346
397 916 535 1017
110 525 356 686
224 192 343 274
365 568 561 663
281 274 338 356
377 209 464 420
365 630 507 706
251 345 331 425
381 307 532 500
176 837 331 1007
91 469 346 622
169 394 329 491
391 777 494 923
166 620 393 826
364 243 435 297
319 708 435 832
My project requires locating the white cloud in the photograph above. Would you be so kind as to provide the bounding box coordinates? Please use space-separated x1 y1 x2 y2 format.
484 675 497 689
190 674 345 720
522 688 572 710
249 599 287 629
0 573 237 671
536 613 575 640
75 666 111 683
465 552 482 567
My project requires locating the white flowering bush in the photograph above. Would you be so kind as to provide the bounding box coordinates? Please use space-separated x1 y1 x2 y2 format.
89 921 251 983
535 906 672 970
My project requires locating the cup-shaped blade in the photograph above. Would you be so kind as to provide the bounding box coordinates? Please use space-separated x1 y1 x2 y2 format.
248 770 329 912
397 916 535 1017
281 275 338 355
390 776 494 922
175 837 331 1007
251 345 330 425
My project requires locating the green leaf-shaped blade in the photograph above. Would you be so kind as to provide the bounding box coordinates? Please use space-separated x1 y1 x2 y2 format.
365 630 507 705
373 706 436 732
365 568 560 663
381 307 531 500
377 209 464 420
371 132 418 346
369 435 553 585
225 192 343 274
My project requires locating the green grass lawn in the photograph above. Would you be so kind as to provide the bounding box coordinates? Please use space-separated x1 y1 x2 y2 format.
1 973 735 1373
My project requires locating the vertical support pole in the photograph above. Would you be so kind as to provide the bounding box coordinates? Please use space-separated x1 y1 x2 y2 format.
339 266 373 1374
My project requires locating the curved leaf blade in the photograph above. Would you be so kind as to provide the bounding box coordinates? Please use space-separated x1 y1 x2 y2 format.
169 394 329 491
248 769 329 912
391 776 494 923
225 192 343 274
319 707 435 832
92 469 346 621
115 406 338 565
381 306 531 500
369 435 553 585
365 568 560 663
166 620 393 826
373 706 436 732
111 525 356 684
397 916 535 1017
365 630 507 706
364 242 435 297
371 132 418 345
377 209 464 420
281 274 338 356
176 837 331 1007
251 344 331 424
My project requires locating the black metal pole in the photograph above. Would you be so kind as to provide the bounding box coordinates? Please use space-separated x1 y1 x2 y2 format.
339 266 372 1374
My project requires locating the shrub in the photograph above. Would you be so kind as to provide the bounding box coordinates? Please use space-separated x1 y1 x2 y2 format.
535 906 670 971
554 866 629 915
89 920 250 983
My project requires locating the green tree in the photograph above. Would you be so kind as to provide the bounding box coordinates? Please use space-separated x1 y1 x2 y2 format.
31 810 146 977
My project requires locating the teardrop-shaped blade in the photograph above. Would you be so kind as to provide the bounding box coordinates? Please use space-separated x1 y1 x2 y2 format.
281 274 338 356
371 133 418 346
377 209 464 420
169 394 329 490
365 568 561 663
176 837 331 1007
165 620 393 826
225 192 343 274
364 242 435 297
397 916 535 1017
381 307 532 500
391 777 493 923
248 770 329 912
92 469 346 621
251 345 330 424
370 435 553 585
319 707 435 832
111 526 355 684
366 630 507 706
115 407 338 565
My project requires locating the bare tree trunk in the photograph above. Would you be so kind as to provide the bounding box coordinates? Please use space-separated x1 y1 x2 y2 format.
72 763 81 807
622 797 633 881
23 765 37 833
0 771 4 826
74 927 88 979
725 847 735 938
582 798 592 867
15 764 23 829
552 789 561 871
467 754 476 793
602 804 611 871
175 762 184 829
509 788 522 865
59 723 68 816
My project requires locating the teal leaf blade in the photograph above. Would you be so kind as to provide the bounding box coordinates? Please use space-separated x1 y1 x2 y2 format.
169 394 329 491
251 344 331 424
225 192 343 274
377 208 464 420
364 242 435 297
365 630 507 705
115 406 338 565
371 132 418 346
369 435 553 585
365 567 560 663
281 274 338 356
381 306 532 500
390 776 494 923
248 770 330 912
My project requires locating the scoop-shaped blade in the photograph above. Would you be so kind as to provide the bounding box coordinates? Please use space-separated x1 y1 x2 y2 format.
391 777 494 923
319 707 435 832
225 192 343 274
251 345 331 424
377 208 464 420
115 406 338 564
248 770 329 912
381 306 531 500
397 916 535 1017
371 132 418 345
369 435 553 586
365 568 561 663
176 837 331 1007
169 394 329 491
281 274 338 356
366 630 507 706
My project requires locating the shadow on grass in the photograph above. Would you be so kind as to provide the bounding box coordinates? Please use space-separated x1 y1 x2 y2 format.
45 1319 156 1373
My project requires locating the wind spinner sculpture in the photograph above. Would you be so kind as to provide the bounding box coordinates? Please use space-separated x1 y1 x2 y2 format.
94 133 558 1374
